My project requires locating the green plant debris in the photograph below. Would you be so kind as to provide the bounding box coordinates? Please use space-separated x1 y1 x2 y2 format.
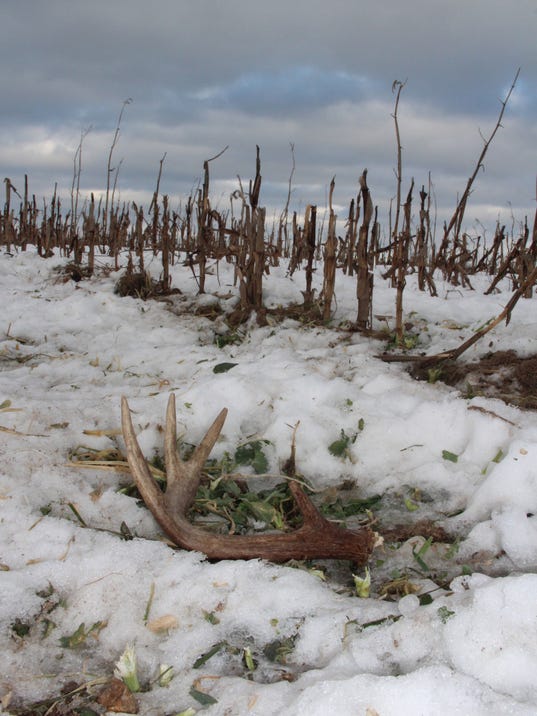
492 449 505 463
444 538 460 560
11 618 31 638
320 494 381 521
214 331 244 348
191 479 296 533
190 687 218 706
234 439 271 474
353 567 371 598
203 609 221 625
193 641 228 669
437 606 456 623
404 496 420 512
412 537 433 572
387 332 420 350
263 635 297 664
213 362 238 374
144 582 155 624
114 643 141 692
243 646 256 671
41 618 56 639
328 429 358 458
59 621 107 648
67 502 87 527
442 450 459 463
344 614 402 637
419 593 434 606
427 367 443 383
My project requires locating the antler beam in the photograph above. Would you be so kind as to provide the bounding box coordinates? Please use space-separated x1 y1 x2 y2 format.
121 394 375 563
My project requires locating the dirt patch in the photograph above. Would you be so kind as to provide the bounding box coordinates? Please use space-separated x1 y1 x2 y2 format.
411 350 537 410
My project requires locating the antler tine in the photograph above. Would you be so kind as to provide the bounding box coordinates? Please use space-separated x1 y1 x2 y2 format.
121 396 186 544
164 393 228 515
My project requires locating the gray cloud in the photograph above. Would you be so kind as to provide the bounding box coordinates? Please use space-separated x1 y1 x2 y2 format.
1 0 535 235
196 67 370 116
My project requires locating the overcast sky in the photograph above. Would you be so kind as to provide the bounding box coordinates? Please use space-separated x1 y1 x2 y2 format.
1 0 536 238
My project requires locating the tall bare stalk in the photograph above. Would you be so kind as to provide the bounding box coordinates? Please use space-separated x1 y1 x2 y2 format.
103 99 132 241
356 170 374 330
435 69 520 271
321 177 337 321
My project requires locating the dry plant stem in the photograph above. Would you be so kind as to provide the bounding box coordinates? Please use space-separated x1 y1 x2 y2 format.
321 177 337 320
121 394 375 563
391 80 406 247
356 170 374 329
435 69 520 270
395 179 414 344
104 98 131 241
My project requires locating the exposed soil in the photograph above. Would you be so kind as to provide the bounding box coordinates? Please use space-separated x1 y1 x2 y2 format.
411 350 537 410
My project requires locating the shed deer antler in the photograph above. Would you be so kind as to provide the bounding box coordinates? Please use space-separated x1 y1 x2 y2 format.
121 394 375 563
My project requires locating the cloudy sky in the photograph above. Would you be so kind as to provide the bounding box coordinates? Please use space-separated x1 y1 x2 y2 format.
1 0 536 238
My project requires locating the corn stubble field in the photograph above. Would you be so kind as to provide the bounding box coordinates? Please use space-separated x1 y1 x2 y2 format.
2 130 536 359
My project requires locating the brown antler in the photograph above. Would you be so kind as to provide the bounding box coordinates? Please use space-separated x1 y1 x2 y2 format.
121 394 375 563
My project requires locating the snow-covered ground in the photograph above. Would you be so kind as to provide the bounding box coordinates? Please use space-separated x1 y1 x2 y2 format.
1 247 537 714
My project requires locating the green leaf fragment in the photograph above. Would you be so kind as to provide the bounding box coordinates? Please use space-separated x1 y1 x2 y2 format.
190 687 218 706
492 449 504 463
419 593 433 606
213 362 238 374
234 440 270 474
243 646 256 671
59 621 106 648
263 635 296 664
202 609 221 625
442 450 459 463
437 606 455 623
41 618 56 639
11 618 31 638
193 641 227 669
404 496 419 512
353 567 371 598
328 429 356 457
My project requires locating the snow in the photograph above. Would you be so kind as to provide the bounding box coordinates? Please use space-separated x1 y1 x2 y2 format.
1 247 537 714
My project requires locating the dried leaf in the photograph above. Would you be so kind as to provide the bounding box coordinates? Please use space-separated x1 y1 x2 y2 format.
97 678 138 713
146 614 179 633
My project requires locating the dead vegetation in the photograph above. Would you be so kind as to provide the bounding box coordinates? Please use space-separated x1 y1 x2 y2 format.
411 350 537 410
